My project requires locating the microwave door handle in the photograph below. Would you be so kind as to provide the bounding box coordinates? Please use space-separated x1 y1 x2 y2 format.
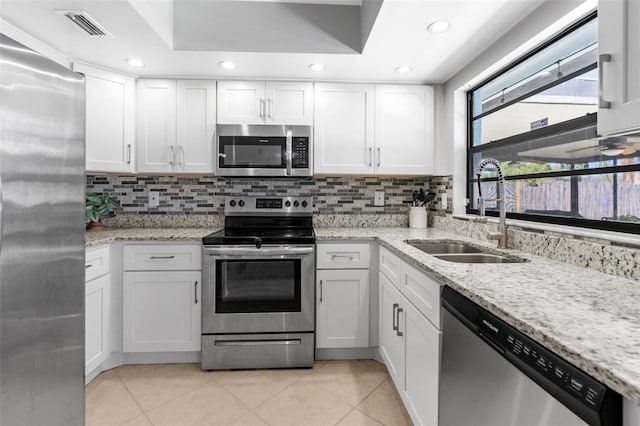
286 130 293 176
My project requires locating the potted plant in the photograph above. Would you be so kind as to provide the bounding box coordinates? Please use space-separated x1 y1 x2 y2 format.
86 193 120 231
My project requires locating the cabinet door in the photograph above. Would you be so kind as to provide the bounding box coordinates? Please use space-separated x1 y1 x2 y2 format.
217 81 265 124
374 85 434 175
136 80 177 172
123 271 201 352
598 0 640 135
379 272 405 388
314 83 375 174
403 299 441 426
176 80 216 173
266 82 313 125
74 64 135 173
316 269 369 349
85 274 110 374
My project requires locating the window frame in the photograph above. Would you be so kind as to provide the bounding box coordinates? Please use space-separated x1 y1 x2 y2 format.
466 11 640 235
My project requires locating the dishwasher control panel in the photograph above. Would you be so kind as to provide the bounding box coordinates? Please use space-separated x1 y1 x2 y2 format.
477 311 606 409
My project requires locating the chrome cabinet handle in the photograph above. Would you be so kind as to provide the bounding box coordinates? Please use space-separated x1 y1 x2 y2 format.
259 99 265 119
331 254 354 259
285 129 293 176
178 145 184 166
267 99 272 118
149 255 175 259
392 303 399 331
319 280 323 302
194 281 198 304
377 147 381 167
127 144 132 164
85 264 92 269
368 147 372 167
396 307 404 337
598 54 612 109
169 145 175 166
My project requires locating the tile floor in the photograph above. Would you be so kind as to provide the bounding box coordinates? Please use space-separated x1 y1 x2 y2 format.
85 360 412 426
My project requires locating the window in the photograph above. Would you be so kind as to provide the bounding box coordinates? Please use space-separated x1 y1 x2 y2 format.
467 14 640 234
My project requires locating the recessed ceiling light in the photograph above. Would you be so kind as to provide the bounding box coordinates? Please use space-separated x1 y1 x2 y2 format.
395 66 412 74
125 58 144 67
308 63 325 72
427 20 452 34
219 61 236 70
602 148 625 157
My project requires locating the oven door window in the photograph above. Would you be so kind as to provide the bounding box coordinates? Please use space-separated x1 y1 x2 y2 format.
215 259 301 313
218 136 286 168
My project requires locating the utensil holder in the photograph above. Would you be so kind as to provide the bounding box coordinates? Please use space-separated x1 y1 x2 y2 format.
409 207 427 229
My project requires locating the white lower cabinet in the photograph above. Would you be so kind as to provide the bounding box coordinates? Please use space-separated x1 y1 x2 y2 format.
123 271 201 352
85 274 111 375
316 269 369 348
85 245 111 376
316 243 371 350
123 243 202 353
379 247 442 426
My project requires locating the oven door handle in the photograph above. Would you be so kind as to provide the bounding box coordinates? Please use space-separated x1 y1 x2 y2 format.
204 246 314 257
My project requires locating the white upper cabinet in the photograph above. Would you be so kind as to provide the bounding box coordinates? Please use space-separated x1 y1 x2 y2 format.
314 83 434 175
314 83 375 174
137 79 215 173
374 85 434 175
265 82 313 125
74 64 135 173
217 81 313 125
598 0 640 136
176 80 216 173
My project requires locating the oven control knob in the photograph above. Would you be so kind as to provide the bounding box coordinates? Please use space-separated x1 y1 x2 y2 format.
293 200 299 207
229 200 236 207
302 201 308 208
285 200 291 207
238 200 245 207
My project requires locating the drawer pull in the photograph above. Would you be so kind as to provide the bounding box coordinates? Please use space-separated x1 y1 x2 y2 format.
332 254 355 260
392 303 399 331
85 264 93 269
396 307 404 337
149 255 175 260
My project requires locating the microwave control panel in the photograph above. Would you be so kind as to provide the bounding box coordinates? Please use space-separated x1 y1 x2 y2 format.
292 138 309 168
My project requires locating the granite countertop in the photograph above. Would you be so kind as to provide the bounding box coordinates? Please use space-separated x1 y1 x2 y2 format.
85 227 216 248
86 226 640 405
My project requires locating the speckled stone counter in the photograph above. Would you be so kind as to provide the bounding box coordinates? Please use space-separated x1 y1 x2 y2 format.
316 227 640 405
85 227 216 248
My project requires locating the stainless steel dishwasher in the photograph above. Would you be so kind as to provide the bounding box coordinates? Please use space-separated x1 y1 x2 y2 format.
439 287 622 426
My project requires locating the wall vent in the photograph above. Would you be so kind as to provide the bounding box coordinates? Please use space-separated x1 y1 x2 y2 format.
56 10 114 38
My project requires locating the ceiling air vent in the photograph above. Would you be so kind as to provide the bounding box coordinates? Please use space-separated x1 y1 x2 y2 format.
56 10 114 38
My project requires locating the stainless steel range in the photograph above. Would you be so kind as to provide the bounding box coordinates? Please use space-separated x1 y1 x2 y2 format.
201 196 315 370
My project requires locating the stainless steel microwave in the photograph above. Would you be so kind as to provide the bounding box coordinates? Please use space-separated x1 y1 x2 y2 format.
216 125 313 177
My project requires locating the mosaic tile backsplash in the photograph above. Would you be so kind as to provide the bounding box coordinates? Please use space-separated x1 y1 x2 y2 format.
86 175 437 216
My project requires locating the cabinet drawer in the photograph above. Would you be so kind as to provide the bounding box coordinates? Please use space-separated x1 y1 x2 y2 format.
379 246 401 287
123 244 202 271
400 262 442 329
317 243 370 269
86 246 110 281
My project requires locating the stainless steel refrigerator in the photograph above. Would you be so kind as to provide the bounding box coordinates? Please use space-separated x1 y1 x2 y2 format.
0 34 85 425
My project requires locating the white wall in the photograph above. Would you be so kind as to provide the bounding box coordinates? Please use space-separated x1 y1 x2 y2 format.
0 18 70 67
435 0 595 215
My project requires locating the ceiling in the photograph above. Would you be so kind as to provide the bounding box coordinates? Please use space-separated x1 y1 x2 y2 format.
0 0 546 83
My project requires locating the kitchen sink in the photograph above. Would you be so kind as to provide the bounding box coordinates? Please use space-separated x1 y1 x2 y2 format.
407 242 483 254
406 240 526 263
432 253 521 263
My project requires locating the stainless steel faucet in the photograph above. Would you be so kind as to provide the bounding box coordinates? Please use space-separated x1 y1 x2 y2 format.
474 158 508 249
